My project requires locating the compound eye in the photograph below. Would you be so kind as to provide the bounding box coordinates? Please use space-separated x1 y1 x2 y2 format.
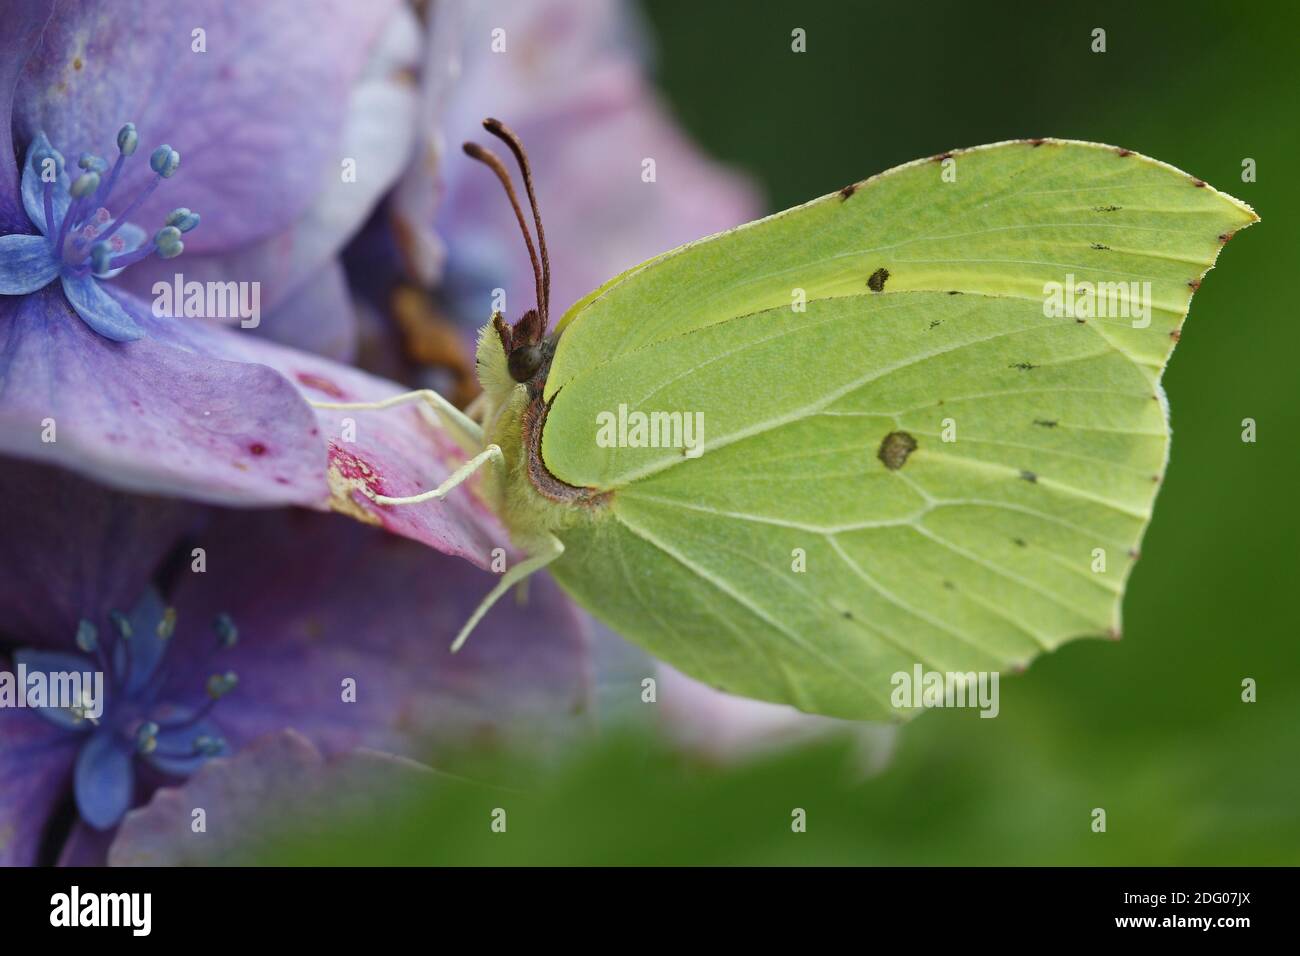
508 344 543 382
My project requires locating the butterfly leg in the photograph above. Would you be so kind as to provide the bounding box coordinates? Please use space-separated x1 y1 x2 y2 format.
451 535 564 652
369 444 504 506
309 388 483 445
310 388 498 505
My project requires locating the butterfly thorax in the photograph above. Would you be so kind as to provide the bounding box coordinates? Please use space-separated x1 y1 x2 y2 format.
474 315 609 545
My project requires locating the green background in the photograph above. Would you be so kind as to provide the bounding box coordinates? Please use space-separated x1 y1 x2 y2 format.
266 0 1298 865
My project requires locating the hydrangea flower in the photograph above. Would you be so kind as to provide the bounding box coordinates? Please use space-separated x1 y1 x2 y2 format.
0 458 590 866
0 126 192 341
0 0 513 562
13 593 239 832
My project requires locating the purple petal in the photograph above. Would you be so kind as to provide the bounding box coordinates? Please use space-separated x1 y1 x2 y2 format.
110 730 431 866
164 317 509 562
74 729 135 830
0 233 58 293
258 261 358 361
60 273 144 341
0 287 331 507
154 507 591 759
0 457 195 645
0 0 54 234
119 7 421 343
656 664 897 772
14 0 404 251
55 821 115 866
397 0 759 313
0 701 79 866
0 284 507 555
152 258 362 362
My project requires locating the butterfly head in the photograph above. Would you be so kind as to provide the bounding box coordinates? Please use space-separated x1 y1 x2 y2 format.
491 307 553 384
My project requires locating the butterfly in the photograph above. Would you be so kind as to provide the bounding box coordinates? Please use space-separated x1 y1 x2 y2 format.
316 120 1256 720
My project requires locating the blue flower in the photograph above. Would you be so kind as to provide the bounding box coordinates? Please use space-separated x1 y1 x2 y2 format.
0 126 198 342
15 592 237 830
0 458 590 865
0 0 444 515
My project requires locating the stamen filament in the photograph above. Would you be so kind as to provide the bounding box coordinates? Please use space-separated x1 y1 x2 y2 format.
92 152 127 211
105 241 159 272
96 175 162 247
41 181 54 238
155 696 219 732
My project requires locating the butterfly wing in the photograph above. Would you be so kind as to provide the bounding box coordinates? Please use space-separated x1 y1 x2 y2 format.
541 140 1256 719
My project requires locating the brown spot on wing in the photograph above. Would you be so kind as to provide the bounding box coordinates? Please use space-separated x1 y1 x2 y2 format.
877 431 917 470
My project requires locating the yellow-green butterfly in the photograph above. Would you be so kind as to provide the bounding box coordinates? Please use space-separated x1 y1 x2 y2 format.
319 120 1257 721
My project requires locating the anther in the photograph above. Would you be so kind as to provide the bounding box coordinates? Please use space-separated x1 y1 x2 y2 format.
110 610 133 640
69 172 99 199
213 613 238 648
149 145 180 178
157 607 177 640
206 671 239 699
165 207 200 233
75 619 99 654
135 721 160 755
116 123 138 156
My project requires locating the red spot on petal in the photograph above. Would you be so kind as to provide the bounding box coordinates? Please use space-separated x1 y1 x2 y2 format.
296 372 348 399
328 443 386 498
249 442 267 456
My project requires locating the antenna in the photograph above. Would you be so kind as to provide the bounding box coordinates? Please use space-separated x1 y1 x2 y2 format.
482 117 550 324
462 140 545 330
